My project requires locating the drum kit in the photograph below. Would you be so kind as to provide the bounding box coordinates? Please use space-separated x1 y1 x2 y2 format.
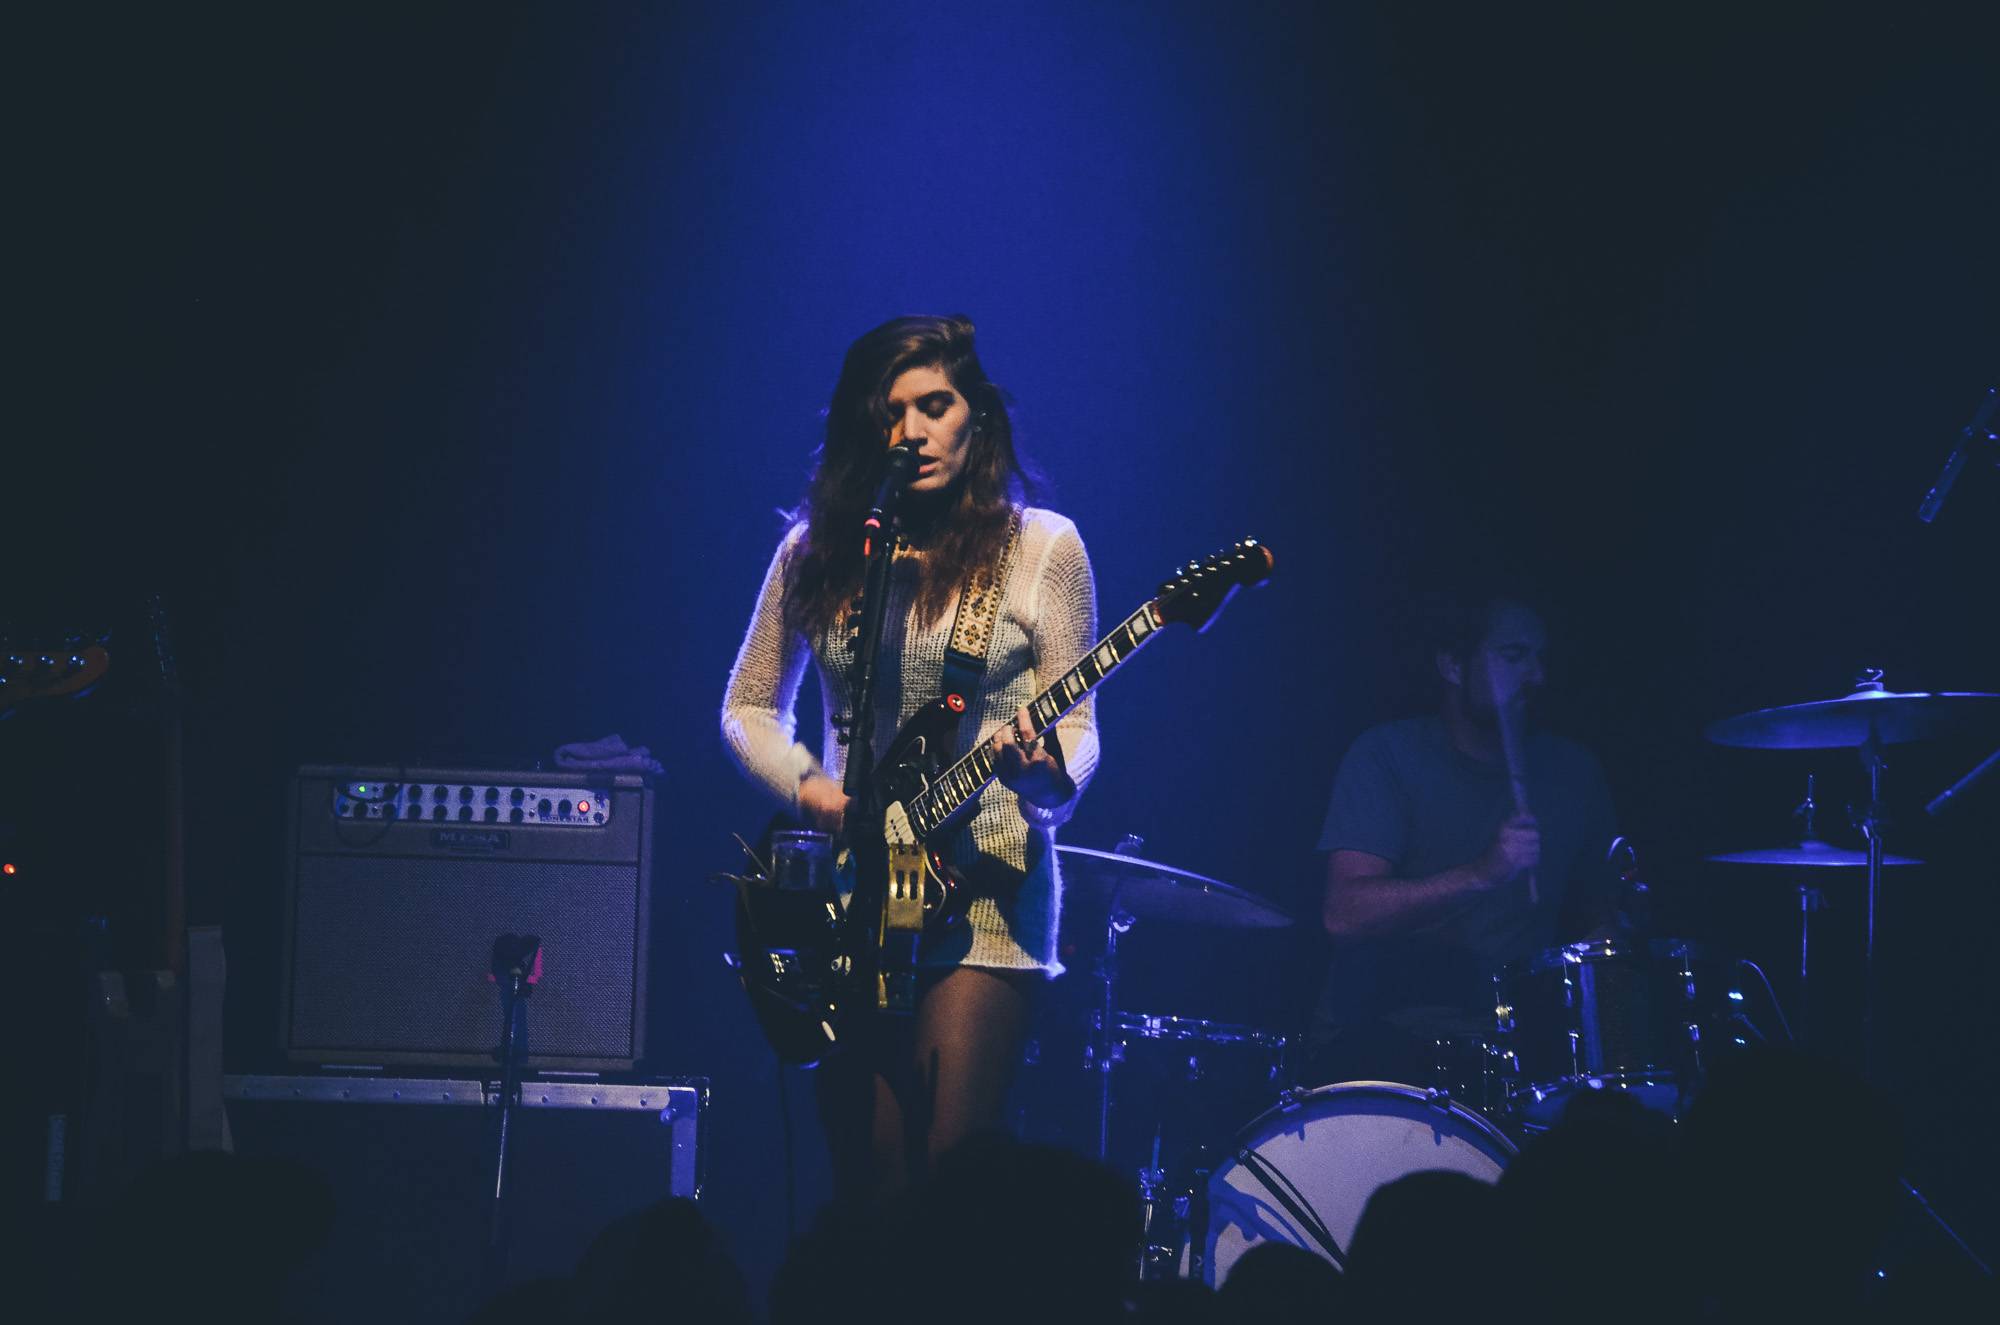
1034 674 2000 1284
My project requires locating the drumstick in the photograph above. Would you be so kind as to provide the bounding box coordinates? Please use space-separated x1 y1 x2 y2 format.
1488 664 1540 907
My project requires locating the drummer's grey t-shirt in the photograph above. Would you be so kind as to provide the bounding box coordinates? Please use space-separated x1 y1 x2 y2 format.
1311 716 1618 1063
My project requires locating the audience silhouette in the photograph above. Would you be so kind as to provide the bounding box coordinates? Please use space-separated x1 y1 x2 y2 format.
1680 1047 1903 1321
1340 1167 1503 1319
62 1045 1998 1323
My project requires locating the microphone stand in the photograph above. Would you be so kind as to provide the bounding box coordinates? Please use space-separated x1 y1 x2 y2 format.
842 516 903 810
1916 385 1998 524
831 454 916 1026
1926 746 2000 819
483 933 539 1290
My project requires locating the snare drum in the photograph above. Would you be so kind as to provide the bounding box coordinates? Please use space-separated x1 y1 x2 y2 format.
1199 1081 1517 1285
1493 937 1730 1125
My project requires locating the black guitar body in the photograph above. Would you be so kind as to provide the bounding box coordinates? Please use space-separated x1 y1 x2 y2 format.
730 694 971 1066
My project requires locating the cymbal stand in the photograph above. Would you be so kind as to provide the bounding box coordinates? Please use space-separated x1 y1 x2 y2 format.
1792 774 1824 1048
1856 732 1885 1076
1092 834 1146 1162
1136 1129 1179 1280
1926 745 2000 818
1795 884 1824 1049
1094 902 1134 1162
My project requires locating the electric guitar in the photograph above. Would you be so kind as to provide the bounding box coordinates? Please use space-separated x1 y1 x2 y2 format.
721 538 1275 1064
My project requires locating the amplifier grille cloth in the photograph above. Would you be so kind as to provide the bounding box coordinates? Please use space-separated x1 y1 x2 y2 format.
289 856 639 1059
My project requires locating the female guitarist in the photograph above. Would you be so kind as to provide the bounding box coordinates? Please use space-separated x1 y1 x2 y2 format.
721 314 1100 1201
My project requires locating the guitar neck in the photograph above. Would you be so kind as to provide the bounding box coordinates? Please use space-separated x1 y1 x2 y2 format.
906 600 1164 839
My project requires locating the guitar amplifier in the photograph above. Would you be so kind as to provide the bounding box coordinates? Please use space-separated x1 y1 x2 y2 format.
281 765 654 1070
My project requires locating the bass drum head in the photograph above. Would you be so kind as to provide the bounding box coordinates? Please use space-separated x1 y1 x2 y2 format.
1202 1081 1516 1286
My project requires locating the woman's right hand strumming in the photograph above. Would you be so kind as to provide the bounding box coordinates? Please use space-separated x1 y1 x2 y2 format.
797 773 852 836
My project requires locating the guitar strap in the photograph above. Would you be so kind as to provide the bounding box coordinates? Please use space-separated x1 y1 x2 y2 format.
938 506 1023 713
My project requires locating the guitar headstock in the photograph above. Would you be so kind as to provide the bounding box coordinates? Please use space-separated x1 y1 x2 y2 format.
1154 539 1275 633
147 593 183 704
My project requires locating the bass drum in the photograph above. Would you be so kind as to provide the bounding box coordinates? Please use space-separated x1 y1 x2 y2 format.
1199 1081 1517 1286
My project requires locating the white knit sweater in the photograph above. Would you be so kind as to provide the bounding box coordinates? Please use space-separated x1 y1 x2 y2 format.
721 506 1100 971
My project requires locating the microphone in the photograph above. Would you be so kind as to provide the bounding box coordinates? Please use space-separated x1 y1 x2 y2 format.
864 441 923 532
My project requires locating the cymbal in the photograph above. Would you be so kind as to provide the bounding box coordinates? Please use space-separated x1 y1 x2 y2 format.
1706 688 2000 749
1056 845 1294 928
1707 841 1925 868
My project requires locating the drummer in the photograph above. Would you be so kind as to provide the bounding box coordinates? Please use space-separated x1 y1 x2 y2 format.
1311 585 1624 1088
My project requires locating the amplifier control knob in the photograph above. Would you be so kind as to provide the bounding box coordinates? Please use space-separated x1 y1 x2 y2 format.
457 806 473 822
484 787 499 805
509 808 524 824
557 799 572 817
484 807 499 823
459 786 473 802
510 788 525 806
432 806 447 821
537 798 552 815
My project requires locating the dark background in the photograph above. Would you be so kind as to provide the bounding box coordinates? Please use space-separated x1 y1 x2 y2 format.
13 0 1998 1306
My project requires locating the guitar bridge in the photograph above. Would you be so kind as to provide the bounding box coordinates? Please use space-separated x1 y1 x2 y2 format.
876 838 928 1014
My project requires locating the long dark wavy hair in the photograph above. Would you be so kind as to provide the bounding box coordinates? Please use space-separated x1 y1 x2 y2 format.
783 315 1037 638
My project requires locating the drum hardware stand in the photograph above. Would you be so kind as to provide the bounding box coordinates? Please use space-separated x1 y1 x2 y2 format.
1091 833 1145 1162
1183 1149 1213 1284
1914 383 1997 524
1095 833 1200 1281
1926 745 2000 819
1855 724 1887 1077
1793 771 1825 1047
1136 1129 1189 1280
1794 885 1824 1047
1895 1178 1993 1278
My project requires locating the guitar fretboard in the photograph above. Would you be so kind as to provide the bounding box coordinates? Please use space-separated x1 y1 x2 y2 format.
906 601 1163 839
